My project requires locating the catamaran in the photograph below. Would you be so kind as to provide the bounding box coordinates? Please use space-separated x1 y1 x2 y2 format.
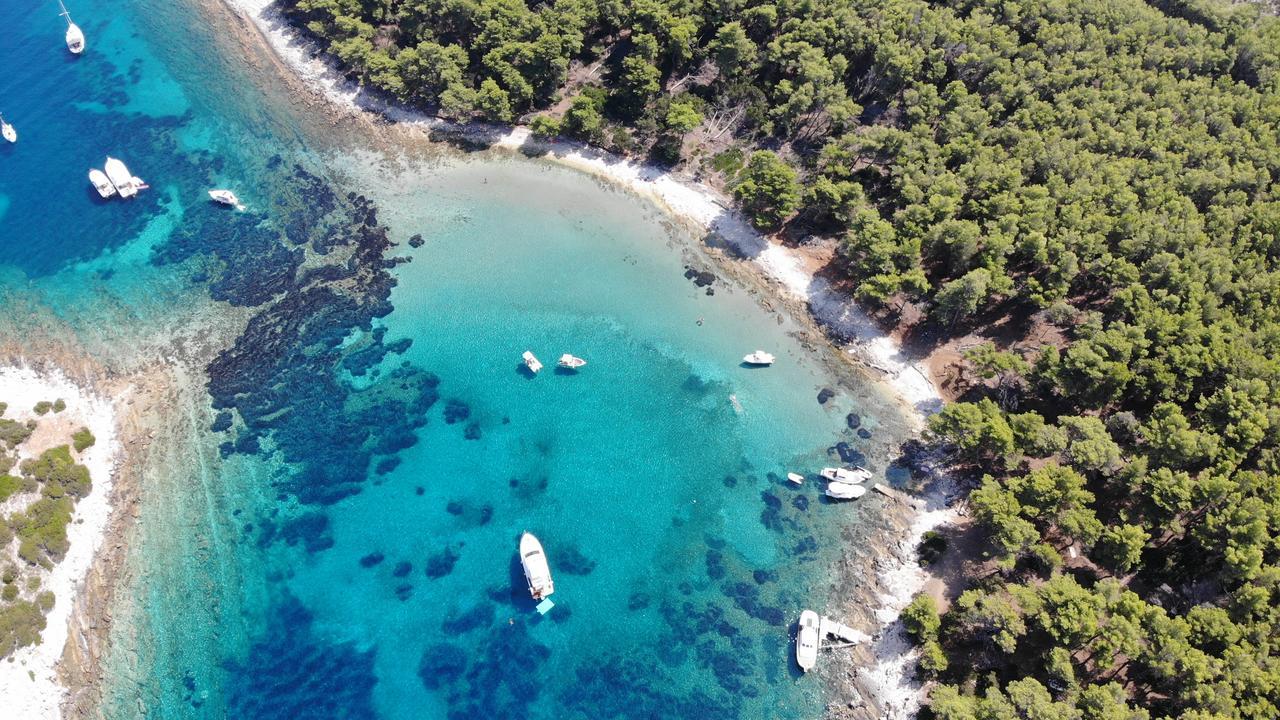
59 1 85 55
796 610 820 671
0 115 15 143
88 169 115 198
557 354 586 370
519 532 554 601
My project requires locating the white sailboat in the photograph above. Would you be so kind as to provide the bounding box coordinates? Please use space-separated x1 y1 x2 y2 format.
519 532 555 601
208 189 244 210
0 115 15 143
557 353 586 370
59 1 85 55
88 169 115 198
796 610 820 671
103 156 145 198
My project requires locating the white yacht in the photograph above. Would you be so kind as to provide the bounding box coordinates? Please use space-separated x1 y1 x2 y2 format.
825 481 868 500
103 156 144 198
557 354 586 370
88 169 115 198
820 466 871 484
1 115 15 143
522 351 543 374
59 1 85 55
742 350 775 366
208 189 244 209
796 610 820 671
519 532 555 601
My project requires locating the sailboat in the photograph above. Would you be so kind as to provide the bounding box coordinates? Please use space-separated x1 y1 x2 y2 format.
59 1 85 55
0 115 15 143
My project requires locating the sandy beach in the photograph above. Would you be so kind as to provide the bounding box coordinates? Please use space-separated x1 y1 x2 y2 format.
0 366 122 719
215 1 959 717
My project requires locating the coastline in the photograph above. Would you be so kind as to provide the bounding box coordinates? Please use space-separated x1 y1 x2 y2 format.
215 2 959 718
0 365 122 719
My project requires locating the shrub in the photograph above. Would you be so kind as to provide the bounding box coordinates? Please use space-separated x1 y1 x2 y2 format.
36 591 54 613
0 585 16 602
0 600 47 659
33 401 52 416
902 593 942 642
918 530 948 566
0 419 33 448
72 428 96 453
22 445 91 499
52 399 66 413
527 114 561 139
13 497 74 567
919 639 949 677
0 474 22 503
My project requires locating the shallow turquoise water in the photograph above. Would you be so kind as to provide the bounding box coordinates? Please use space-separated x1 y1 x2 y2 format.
0 1 913 718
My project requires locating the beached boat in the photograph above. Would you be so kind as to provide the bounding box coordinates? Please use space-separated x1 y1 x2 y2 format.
59 1 85 55
208 189 244 209
522 350 543 374
519 532 555 600
820 466 871 484
1 115 15 143
786 472 805 485
88 169 115 198
796 610 820 671
742 350 775 366
557 353 586 370
825 481 868 500
103 156 144 198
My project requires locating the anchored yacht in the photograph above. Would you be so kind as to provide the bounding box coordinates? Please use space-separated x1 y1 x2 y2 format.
519 532 554 601
59 1 85 55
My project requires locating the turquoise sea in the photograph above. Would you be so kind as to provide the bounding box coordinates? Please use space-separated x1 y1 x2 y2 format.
0 1 915 718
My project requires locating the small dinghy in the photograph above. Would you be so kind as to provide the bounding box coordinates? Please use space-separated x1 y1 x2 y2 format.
742 350 775 366
59 1 85 55
208 189 244 210
519 532 555 601
825 481 868 500
1 115 15 143
820 466 871 484
88 169 115 198
786 472 805 485
522 351 543 374
796 610 820 671
557 354 586 370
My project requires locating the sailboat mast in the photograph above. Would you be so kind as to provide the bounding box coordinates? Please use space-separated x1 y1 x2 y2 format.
58 0 71 22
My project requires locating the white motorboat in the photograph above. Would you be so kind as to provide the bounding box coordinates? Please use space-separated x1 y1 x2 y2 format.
208 189 244 209
1 116 15 143
519 532 555 601
825 481 868 500
557 354 586 370
88 169 115 198
786 472 805 485
522 350 543 374
103 156 142 198
796 610 820 671
742 350 775 366
820 466 871 484
59 1 85 55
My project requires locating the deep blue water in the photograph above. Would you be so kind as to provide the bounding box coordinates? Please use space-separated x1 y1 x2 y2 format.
0 1 914 718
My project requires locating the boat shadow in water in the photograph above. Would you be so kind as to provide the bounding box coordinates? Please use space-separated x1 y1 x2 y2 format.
515 362 538 380
506 553 541 613
552 366 580 376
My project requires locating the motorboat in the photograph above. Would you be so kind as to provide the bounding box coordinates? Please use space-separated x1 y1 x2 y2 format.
103 156 145 198
519 532 554 601
796 610 820 671
820 466 871 484
522 351 543 374
825 481 868 500
742 350 775 366
786 472 805 485
1 116 15 143
557 354 586 370
208 189 244 209
88 169 115 198
59 1 85 55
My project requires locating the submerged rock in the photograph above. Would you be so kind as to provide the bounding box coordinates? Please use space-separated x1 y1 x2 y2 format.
359 552 384 568
407 234 424 248
846 412 861 429
425 546 461 579
817 388 835 404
